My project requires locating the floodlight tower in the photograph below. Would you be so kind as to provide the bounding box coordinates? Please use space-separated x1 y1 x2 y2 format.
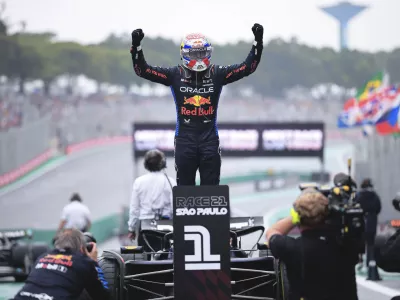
320 1 368 50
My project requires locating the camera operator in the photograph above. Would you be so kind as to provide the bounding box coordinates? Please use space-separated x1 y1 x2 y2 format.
355 178 381 268
12 229 110 300
266 188 359 300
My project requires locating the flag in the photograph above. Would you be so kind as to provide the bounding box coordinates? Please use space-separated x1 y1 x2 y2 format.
375 86 400 135
356 71 388 103
337 71 389 129
362 125 374 137
337 98 360 128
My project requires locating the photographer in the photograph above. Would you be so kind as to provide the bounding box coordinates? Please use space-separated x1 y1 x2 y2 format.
266 188 359 300
12 229 109 300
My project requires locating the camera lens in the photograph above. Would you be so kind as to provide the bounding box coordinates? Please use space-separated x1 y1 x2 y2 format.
83 232 96 252
86 243 93 252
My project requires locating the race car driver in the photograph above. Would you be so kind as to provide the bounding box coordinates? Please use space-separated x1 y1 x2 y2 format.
128 149 176 251
12 228 109 300
130 24 264 185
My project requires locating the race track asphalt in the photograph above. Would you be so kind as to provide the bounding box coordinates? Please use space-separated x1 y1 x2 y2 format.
0 141 398 299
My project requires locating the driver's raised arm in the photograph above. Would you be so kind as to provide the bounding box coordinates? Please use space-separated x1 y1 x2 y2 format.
217 23 264 86
130 29 174 86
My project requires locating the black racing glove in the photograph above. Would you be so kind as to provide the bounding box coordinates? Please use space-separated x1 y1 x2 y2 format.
252 23 264 43
131 29 144 47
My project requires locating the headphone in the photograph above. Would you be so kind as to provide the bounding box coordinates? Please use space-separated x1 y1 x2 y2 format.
144 149 167 171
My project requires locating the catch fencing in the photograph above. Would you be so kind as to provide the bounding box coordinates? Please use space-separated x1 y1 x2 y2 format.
0 116 51 175
355 134 400 222
0 100 135 177
53 101 135 146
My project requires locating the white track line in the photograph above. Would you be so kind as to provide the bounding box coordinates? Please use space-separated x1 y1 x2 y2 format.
356 277 399 298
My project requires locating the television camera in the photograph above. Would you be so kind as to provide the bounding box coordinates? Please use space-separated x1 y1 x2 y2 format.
298 158 365 253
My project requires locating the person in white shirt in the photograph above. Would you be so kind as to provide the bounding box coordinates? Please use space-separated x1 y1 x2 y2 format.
58 193 92 233
128 149 176 241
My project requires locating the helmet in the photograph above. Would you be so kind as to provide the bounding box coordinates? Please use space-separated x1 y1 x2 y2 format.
180 33 213 72
144 149 167 172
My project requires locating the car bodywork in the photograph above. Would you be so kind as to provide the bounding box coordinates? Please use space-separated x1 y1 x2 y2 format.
100 216 288 300
0 229 50 282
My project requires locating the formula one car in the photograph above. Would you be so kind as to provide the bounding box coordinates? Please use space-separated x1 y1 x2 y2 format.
0 229 50 282
98 217 289 300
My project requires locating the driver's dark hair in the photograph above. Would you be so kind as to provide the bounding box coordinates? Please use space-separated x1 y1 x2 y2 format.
70 193 82 202
144 149 166 172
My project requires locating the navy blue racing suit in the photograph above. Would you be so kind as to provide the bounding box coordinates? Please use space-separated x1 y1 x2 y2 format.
12 248 109 300
130 41 263 185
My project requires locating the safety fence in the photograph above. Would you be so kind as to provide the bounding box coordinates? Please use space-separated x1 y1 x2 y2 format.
355 134 400 222
0 101 133 178
0 136 133 189
0 117 51 175
1 96 356 182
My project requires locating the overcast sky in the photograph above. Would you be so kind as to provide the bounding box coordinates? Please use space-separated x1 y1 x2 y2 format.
2 0 399 52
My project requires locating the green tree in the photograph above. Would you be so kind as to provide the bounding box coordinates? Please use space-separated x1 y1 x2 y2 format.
16 32 62 94
6 35 43 94
4 25 400 96
84 46 111 91
106 49 134 91
53 42 90 94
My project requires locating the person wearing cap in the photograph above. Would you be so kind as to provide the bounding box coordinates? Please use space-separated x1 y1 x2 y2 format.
266 187 359 300
355 178 382 269
127 149 176 251
58 193 92 233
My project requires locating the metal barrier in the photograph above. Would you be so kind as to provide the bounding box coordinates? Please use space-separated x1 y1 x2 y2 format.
54 102 133 145
0 117 51 175
355 134 400 222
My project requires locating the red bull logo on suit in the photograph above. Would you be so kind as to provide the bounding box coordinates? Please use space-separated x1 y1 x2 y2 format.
182 95 214 116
